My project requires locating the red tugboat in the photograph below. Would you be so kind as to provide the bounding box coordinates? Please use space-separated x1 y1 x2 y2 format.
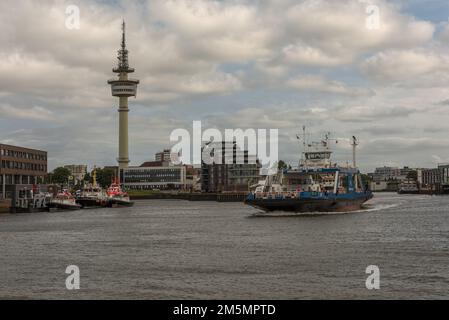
76 167 110 208
50 190 81 210
107 177 134 207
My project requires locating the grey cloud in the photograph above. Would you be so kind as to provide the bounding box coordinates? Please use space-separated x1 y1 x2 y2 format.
0 0 448 171
333 105 417 122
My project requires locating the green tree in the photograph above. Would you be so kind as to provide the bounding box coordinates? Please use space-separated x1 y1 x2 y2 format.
73 182 83 192
361 174 372 186
406 170 418 181
95 168 116 188
83 172 92 184
361 174 372 190
51 167 71 184
278 160 288 170
44 173 53 184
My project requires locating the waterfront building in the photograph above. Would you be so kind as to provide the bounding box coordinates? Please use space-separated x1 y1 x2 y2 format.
0 144 47 199
63 164 87 184
133 151 200 191
368 166 418 191
369 180 400 192
140 161 164 167
420 168 440 187
155 149 171 164
371 166 401 182
417 168 424 186
438 164 449 184
140 149 175 168
108 21 139 174
370 181 388 192
185 165 201 192
417 165 449 191
201 141 260 193
398 166 416 181
437 164 449 193
122 166 186 190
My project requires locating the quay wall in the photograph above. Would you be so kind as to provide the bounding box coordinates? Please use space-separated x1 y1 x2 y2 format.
372 190 440 195
130 192 247 202
0 199 11 214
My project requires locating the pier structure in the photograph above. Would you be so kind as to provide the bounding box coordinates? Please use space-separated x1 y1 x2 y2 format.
108 20 139 173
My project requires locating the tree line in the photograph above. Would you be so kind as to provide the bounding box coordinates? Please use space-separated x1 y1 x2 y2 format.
46 167 117 189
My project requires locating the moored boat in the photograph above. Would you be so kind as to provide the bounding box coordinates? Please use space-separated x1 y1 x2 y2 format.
75 168 111 208
76 185 110 208
107 178 134 207
398 179 420 194
50 190 81 210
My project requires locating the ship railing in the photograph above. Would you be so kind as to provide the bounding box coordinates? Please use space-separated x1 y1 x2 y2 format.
252 191 302 200
248 191 335 200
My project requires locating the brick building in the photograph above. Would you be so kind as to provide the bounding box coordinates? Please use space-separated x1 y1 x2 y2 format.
0 144 47 199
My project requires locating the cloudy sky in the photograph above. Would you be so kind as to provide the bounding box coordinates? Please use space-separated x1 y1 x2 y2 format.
1 0 449 172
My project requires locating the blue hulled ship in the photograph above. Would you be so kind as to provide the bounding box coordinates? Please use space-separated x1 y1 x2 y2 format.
245 132 373 213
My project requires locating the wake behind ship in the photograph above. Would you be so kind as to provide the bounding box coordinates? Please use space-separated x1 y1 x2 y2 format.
245 132 373 213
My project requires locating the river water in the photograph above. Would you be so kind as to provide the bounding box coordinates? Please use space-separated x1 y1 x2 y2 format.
0 193 448 299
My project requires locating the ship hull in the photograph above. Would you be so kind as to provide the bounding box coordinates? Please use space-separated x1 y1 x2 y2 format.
76 198 111 208
245 194 373 213
440 185 449 194
49 203 81 210
107 198 134 207
397 190 420 195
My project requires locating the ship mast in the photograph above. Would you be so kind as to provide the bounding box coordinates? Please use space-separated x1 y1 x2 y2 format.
302 125 306 166
323 132 331 150
92 166 97 187
297 125 307 168
351 136 359 168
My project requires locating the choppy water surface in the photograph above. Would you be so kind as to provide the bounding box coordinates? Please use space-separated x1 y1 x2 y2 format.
0 193 448 299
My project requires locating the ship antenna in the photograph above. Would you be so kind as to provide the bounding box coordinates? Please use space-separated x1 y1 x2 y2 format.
351 136 359 168
297 125 306 168
92 166 97 187
303 125 306 152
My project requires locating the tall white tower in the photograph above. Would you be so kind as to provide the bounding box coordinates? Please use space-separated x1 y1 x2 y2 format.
108 20 139 173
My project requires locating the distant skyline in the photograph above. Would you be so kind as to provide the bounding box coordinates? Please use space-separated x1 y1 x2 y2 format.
1 0 449 172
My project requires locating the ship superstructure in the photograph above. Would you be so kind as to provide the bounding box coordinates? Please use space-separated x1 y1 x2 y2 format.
76 167 110 208
107 177 134 207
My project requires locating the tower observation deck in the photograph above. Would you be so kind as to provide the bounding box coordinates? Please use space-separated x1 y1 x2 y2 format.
108 20 139 171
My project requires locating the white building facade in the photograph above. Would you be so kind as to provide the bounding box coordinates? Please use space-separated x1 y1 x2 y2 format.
122 166 187 190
